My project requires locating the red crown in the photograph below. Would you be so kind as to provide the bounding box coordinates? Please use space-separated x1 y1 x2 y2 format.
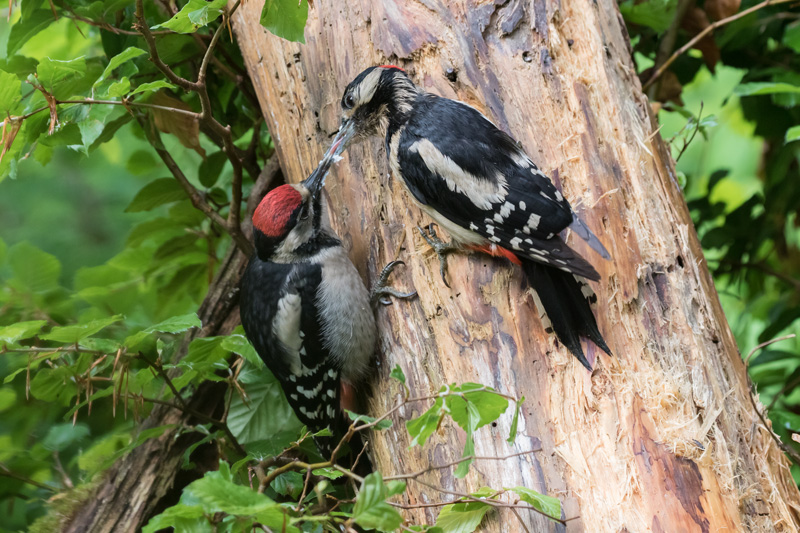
252 185 302 237
379 64 406 73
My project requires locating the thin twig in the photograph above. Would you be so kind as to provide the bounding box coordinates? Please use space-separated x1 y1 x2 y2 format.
643 0 795 90
134 0 197 92
743 335 800 465
745 334 796 365
384 449 541 481
0 463 57 492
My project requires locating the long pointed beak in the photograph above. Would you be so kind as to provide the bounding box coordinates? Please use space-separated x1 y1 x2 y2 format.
302 120 357 198
328 119 356 156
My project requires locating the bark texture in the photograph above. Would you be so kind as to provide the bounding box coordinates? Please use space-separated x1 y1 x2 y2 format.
231 0 800 531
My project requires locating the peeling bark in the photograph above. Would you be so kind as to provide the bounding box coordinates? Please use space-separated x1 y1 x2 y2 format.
231 0 800 531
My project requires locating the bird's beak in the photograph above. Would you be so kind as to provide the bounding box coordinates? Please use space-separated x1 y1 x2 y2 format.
303 119 356 198
329 119 356 156
301 157 329 200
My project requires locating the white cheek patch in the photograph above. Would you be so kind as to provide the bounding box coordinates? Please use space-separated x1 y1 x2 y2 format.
357 69 383 106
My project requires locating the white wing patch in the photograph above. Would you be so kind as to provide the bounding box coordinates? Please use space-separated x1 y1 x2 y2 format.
409 138 508 210
272 292 303 374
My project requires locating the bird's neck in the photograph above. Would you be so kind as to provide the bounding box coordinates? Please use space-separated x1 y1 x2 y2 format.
385 78 418 133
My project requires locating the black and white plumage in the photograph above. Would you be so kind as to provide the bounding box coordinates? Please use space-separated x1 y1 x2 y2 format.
327 65 612 370
239 165 376 471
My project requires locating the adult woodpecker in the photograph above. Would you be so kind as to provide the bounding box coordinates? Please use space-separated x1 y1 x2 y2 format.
240 151 413 472
324 65 611 370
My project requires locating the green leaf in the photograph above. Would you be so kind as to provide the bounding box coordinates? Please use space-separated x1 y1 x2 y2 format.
271 471 304 499
347 411 393 430
312 467 344 480
30 367 76 402
131 80 178 96
260 0 309 43
155 0 228 34
9 241 61 292
0 69 22 113
220 334 262 367
390 364 406 384
735 82 800 97
41 315 123 343
618 0 677 33
352 473 404 532
0 320 47 344
94 47 146 88
227 366 303 448
125 178 187 212
184 469 298 533
786 126 800 143
37 56 87 92
7 10 54 56
510 486 561 520
783 20 800 54
42 422 90 452
149 313 202 334
142 503 207 533
77 104 115 153
198 151 228 187
435 501 491 533
406 397 445 448
0 388 17 412
446 384 508 429
107 77 131 97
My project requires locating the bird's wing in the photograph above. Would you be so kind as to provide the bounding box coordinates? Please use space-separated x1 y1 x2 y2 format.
396 95 600 279
239 260 341 432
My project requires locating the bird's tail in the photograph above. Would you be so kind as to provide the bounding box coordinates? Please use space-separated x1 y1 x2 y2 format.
522 258 611 370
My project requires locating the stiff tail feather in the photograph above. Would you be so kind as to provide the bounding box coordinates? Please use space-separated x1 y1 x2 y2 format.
522 259 611 370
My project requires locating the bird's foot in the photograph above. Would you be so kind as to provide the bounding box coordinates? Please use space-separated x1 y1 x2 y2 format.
417 223 460 288
370 260 417 306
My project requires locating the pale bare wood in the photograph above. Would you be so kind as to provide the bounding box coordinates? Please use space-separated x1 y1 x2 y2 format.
231 0 800 531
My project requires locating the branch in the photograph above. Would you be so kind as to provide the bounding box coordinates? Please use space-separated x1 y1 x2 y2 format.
643 0 794 91
133 0 197 92
0 463 57 492
125 393 247 457
743 335 800 465
133 114 253 254
383 449 541 481
646 0 694 100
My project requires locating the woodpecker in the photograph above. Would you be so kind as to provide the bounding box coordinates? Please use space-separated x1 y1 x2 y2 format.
324 65 612 370
239 155 413 472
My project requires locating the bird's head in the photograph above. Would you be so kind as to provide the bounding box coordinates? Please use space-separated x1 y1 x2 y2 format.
251 163 329 260
328 65 416 154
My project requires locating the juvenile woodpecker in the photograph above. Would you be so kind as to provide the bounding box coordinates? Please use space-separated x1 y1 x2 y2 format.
324 65 611 370
240 155 412 471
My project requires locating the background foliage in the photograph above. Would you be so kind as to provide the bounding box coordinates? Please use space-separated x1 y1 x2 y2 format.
0 0 799 531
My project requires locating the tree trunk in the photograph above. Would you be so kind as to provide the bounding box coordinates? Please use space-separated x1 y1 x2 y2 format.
231 1 800 531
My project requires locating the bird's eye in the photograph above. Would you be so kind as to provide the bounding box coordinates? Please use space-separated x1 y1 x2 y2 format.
299 205 310 220
344 94 355 109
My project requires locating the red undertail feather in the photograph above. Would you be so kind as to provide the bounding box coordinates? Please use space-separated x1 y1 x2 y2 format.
469 243 522 265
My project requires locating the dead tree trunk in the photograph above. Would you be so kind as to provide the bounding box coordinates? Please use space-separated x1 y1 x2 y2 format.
231 0 800 531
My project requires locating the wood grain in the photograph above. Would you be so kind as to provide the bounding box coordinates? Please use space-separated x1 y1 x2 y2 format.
231 0 800 531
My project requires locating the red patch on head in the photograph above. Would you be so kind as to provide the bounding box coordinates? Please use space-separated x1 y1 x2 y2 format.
252 185 302 237
379 64 406 73
470 243 522 265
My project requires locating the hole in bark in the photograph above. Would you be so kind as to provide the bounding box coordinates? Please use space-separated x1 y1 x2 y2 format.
491 422 498 428
445 68 458 83
568 39 575 47
676 255 685 268
522 51 532 63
